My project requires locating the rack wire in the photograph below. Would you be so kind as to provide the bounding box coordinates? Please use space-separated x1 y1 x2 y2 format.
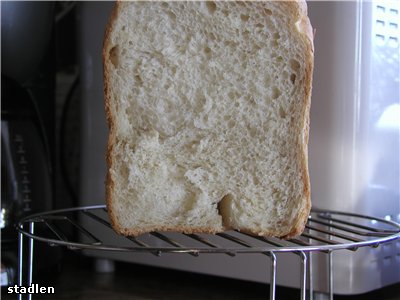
17 205 400 300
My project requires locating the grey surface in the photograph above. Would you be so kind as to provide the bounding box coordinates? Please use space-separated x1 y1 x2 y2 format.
2 252 399 300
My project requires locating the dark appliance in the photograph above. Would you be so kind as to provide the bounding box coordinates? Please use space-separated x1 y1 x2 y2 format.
1 1 61 287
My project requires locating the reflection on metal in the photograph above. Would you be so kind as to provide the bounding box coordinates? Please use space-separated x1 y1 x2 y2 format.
17 205 400 300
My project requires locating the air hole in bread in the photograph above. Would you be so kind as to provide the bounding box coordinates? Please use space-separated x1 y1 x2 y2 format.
197 96 206 110
249 127 257 137
204 47 211 53
134 74 143 86
208 32 216 41
128 41 133 46
264 75 271 86
271 86 281 99
290 73 296 84
264 8 272 16
279 106 287 118
206 1 217 14
109 46 119 67
185 140 200 153
204 46 212 59
252 174 260 186
228 91 235 99
273 32 280 40
241 14 250 22
218 193 234 226
224 40 238 48
290 59 301 71
170 66 177 75
253 45 261 52
166 11 177 20
240 137 248 145
247 96 256 105
228 120 236 128
119 161 129 179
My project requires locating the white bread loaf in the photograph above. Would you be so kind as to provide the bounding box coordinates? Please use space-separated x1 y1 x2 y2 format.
103 1 313 238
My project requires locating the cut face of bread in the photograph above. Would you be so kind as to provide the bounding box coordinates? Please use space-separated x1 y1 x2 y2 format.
104 1 313 238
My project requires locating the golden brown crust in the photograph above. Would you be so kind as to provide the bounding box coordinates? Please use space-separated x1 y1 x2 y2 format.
284 0 313 239
116 225 224 237
296 0 315 53
103 1 123 234
276 0 313 239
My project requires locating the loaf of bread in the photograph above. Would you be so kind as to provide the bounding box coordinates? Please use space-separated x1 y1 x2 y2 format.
103 1 313 238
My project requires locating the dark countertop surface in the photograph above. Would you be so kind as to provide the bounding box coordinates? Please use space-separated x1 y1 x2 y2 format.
2 251 400 300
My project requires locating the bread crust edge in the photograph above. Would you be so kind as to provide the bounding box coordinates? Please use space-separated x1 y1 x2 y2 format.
103 0 124 235
283 0 314 239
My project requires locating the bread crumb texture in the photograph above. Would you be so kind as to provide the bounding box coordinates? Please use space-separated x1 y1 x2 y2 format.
105 1 312 237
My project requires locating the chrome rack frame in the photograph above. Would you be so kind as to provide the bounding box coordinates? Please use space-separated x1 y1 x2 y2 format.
17 205 400 300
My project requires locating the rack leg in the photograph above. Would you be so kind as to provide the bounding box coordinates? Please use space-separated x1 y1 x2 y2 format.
327 217 334 300
300 252 307 300
27 222 35 300
308 252 313 300
328 251 333 300
269 252 277 300
18 226 25 300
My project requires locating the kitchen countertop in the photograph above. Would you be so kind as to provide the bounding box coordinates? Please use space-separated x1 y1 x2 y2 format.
2 251 399 300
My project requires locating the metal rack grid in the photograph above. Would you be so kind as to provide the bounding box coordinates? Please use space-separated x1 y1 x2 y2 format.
17 205 400 300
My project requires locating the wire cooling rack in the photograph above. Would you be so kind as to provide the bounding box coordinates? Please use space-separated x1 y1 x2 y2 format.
17 205 400 300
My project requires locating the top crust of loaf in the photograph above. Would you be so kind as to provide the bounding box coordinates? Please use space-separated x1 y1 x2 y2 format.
103 1 313 238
